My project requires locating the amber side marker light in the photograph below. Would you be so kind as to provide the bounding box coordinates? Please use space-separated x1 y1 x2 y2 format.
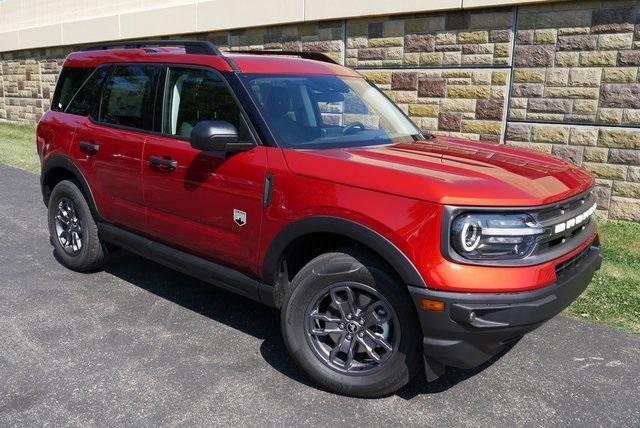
421 298 445 312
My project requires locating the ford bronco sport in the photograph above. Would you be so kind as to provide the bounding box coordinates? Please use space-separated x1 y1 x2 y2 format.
37 40 602 398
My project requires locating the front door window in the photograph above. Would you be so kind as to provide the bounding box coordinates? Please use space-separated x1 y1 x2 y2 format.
162 67 247 139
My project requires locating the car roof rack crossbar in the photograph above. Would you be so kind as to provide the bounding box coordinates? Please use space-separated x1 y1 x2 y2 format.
80 39 222 56
229 50 338 65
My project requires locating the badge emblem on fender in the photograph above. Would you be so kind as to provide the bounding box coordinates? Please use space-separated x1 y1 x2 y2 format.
233 209 247 226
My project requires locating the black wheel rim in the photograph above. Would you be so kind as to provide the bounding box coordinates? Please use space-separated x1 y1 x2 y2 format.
304 282 400 376
54 197 83 255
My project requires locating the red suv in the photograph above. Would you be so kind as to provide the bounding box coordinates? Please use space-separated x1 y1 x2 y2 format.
37 40 602 397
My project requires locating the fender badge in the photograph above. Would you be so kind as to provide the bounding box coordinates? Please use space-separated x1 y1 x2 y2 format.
233 209 246 227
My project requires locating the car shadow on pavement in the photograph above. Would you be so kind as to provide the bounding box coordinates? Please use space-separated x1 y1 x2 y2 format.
101 250 319 389
99 249 506 399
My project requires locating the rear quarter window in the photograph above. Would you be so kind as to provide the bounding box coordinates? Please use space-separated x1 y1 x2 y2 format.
51 67 94 112
66 66 110 116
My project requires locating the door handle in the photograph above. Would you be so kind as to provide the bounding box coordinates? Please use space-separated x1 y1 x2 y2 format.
79 140 100 154
149 155 178 171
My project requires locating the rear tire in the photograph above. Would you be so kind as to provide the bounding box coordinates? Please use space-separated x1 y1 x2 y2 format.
281 249 422 398
48 180 107 272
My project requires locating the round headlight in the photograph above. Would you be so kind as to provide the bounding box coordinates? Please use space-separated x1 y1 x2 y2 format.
460 221 481 251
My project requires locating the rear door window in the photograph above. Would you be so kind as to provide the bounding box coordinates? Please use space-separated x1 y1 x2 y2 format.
98 64 159 131
65 65 110 116
51 67 93 112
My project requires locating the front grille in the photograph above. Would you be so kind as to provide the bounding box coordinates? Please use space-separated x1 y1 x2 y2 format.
530 188 597 257
536 191 593 223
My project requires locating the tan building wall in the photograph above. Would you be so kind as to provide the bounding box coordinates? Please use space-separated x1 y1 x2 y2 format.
0 0 565 51
0 0 639 221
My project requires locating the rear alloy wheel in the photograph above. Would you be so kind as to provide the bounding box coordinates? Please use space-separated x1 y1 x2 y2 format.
282 250 421 398
54 197 83 255
48 180 107 272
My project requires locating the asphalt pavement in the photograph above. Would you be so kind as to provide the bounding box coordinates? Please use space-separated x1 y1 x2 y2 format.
0 164 638 427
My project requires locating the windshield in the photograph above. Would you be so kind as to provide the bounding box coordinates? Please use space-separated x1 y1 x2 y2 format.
241 74 424 149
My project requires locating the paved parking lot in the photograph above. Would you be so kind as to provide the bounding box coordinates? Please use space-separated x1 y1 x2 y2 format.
0 164 639 427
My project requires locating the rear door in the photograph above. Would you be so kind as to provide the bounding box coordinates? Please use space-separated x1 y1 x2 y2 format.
142 66 267 274
71 64 160 231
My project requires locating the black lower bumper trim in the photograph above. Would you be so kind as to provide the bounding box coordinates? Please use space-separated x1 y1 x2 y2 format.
409 242 602 370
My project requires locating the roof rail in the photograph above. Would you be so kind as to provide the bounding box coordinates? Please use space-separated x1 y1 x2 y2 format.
229 50 338 65
80 39 222 55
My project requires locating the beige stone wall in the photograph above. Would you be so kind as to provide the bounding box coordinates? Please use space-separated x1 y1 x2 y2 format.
362 69 509 142
1 0 639 220
345 9 514 68
511 1 640 125
505 0 640 220
0 50 68 122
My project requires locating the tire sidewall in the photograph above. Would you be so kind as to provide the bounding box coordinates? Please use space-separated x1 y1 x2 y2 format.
281 251 421 397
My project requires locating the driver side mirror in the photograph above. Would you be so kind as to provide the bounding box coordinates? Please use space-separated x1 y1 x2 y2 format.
190 120 254 152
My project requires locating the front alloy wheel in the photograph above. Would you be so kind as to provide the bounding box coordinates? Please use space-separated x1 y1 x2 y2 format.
305 282 399 375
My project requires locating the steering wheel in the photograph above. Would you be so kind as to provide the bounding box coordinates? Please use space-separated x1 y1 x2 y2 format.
342 122 366 135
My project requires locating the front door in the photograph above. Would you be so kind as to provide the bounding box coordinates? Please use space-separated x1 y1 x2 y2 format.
142 66 267 275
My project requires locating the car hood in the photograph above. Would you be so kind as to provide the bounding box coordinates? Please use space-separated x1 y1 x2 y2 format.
282 137 594 207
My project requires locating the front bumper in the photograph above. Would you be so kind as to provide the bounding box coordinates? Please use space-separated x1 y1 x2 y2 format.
408 240 602 370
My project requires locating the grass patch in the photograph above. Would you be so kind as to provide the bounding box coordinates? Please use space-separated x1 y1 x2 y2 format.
0 121 38 173
0 121 638 332
566 220 640 333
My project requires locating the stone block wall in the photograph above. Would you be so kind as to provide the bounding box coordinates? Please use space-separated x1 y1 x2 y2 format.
344 9 514 68
512 1 640 125
1 0 639 220
1 59 47 122
506 0 640 220
362 69 509 141
0 47 69 122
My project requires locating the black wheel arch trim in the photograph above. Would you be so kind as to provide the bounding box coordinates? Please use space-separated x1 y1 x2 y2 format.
40 154 103 221
262 216 426 288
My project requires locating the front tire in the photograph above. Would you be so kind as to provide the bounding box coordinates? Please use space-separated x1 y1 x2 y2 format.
48 180 107 272
281 249 422 398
